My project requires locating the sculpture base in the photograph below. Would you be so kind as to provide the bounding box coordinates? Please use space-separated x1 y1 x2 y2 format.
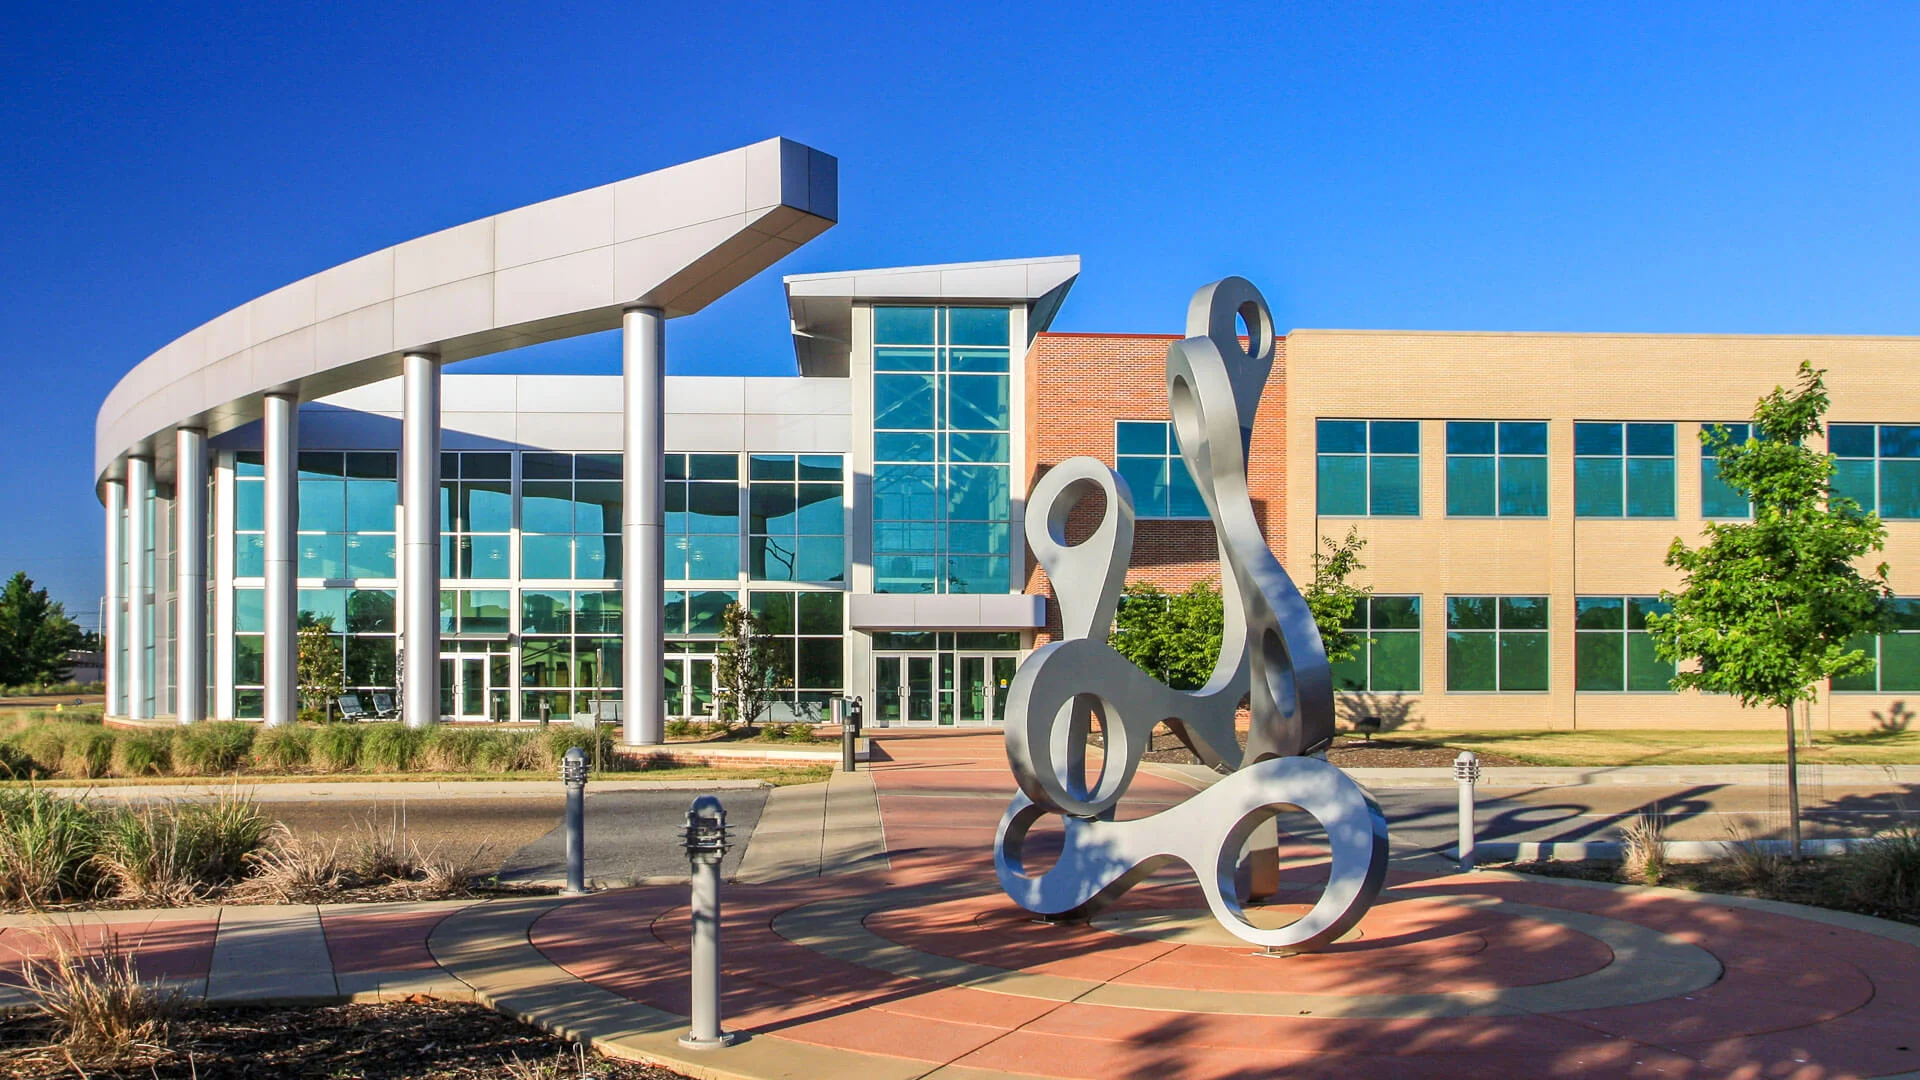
1092 906 1365 948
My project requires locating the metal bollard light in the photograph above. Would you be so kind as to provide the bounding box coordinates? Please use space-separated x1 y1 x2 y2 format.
1454 750 1481 873
560 747 589 895
679 795 739 1050
840 695 864 774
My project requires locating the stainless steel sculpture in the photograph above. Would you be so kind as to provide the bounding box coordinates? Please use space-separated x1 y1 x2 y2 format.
997 278 1390 952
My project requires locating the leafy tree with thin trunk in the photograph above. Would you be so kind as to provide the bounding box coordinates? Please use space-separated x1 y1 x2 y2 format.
0 572 85 686
714 602 786 732
1303 527 1373 666
1109 581 1224 691
1647 362 1892 856
297 618 345 719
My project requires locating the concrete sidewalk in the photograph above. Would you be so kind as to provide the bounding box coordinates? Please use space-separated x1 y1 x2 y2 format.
20 777 775 802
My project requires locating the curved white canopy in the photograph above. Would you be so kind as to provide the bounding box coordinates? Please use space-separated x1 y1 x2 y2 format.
95 137 837 491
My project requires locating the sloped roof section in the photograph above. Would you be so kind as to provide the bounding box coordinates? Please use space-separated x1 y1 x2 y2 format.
784 255 1079 376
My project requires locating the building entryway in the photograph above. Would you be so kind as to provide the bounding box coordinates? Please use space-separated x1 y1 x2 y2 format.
664 654 717 720
872 646 1019 727
439 645 509 722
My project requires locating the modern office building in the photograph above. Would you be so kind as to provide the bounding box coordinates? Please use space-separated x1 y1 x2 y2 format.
95 140 1920 734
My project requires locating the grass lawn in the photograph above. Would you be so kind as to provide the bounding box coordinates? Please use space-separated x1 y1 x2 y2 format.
1369 728 1920 767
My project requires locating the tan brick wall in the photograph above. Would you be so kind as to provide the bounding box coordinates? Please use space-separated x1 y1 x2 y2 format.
1023 332 1288 644
1285 329 1920 732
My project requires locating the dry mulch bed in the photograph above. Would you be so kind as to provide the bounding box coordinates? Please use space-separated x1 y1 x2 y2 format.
0 1000 689 1078
1499 857 1920 928
1110 730 1526 768
1 880 557 917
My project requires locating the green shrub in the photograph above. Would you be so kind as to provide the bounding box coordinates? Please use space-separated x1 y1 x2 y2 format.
94 792 271 901
0 788 104 905
541 727 616 771
360 724 424 772
110 731 173 777
1848 823 1920 913
61 727 117 779
664 719 694 739
12 723 100 777
785 722 816 742
297 708 327 725
421 727 493 772
310 724 363 772
250 725 313 772
755 723 789 743
171 722 256 775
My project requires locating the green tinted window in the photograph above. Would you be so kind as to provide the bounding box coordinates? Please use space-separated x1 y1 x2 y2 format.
1575 422 1673 517
1829 424 1920 519
1832 597 1920 691
1447 596 1549 691
1575 595 1674 692
1331 595 1422 693
1319 420 1420 516
1445 421 1547 516
1700 423 1754 518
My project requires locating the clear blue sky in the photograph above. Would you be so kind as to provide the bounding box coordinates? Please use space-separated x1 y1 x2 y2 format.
4 2 1917 622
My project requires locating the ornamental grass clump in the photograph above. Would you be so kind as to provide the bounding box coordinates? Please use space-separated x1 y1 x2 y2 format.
171 721 256 775
1621 809 1669 886
0 788 104 906
360 723 424 772
421 726 493 772
249 724 313 772
541 727 615 771
93 792 273 903
1847 822 1920 914
60 727 117 779
310 722 363 772
110 731 173 777
19 930 181 1061
475 731 542 773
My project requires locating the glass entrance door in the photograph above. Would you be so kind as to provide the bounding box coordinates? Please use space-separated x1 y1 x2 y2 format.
874 654 936 726
664 656 716 719
440 655 491 722
957 655 1020 725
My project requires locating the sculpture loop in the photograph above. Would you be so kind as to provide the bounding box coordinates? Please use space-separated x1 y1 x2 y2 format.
998 278 1389 951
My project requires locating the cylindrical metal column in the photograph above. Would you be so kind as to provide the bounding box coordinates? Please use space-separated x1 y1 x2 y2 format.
174 428 209 724
125 457 152 720
263 392 300 727
687 858 723 1041
103 478 125 718
622 307 665 746
402 353 442 729
562 747 588 895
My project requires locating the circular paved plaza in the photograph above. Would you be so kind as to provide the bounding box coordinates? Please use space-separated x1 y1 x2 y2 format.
433 734 1920 1079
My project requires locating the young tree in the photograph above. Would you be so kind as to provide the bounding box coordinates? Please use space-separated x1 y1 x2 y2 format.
1304 527 1374 667
0 572 85 686
1647 362 1892 856
1109 581 1223 690
297 618 345 719
713 602 786 732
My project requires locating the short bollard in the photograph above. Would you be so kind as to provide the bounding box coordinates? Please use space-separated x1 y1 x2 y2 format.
1454 750 1481 873
679 795 739 1050
840 695 863 774
560 747 588 895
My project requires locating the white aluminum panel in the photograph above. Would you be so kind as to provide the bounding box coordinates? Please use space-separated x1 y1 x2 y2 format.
313 250 395 322
939 264 1030 297
250 277 317 342
393 275 493 349
611 214 751 303
439 411 519 446
494 184 614 268
439 374 520 413
614 150 748 243
204 307 252 366
743 413 843 452
852 269 944 297
847 594 918 629
663 413 745 450
514 411 625 451
512 374 622 413
664 377 746 414
393 218 496 296
313 303 395 369
250 325 317 385
742 377 849 416
493 246 617 329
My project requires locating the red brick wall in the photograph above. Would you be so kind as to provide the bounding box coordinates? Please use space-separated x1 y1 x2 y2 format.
1023 332 1288 643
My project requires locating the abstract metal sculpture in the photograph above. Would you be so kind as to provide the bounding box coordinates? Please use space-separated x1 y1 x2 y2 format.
997 278 1390 952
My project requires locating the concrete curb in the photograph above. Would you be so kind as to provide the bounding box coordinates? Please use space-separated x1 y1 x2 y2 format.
16 778 776 801
1463 836 1880 863
1347 762 1920 789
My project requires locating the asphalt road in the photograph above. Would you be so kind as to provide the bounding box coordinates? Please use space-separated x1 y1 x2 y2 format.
265 788 767 882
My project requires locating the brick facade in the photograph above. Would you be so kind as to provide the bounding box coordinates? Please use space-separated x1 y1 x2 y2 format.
1023 332 1288 643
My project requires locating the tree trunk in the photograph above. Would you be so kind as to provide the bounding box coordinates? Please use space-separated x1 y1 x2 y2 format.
1785 703 1802 859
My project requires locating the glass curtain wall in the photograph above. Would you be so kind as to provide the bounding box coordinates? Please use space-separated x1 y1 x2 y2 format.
749 455 844 583
873 306 1012 594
